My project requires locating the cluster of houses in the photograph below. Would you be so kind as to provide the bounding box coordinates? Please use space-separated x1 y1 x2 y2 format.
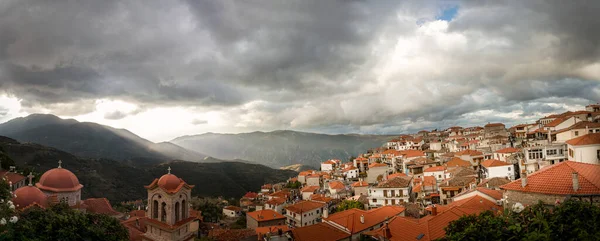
211 103 600 241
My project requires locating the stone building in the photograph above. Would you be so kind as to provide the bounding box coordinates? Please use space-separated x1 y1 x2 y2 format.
142 167 199 241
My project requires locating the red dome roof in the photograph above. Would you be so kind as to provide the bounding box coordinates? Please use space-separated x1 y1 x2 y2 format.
35 168 83 193
13 186 47 209
157 174 182 192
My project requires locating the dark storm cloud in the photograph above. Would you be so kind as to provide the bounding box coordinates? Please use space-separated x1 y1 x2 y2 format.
0 0 599 133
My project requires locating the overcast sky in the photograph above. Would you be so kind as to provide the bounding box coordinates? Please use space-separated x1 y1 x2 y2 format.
1 0 599 142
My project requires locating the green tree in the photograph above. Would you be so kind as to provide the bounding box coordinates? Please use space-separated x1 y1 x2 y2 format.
3 202 129 241
285 181 302 189
443 200 600 241
336 200 364 212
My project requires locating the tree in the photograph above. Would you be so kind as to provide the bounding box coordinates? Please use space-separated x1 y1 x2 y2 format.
3 202 129 241
285 181 302 189
0 177 17 235
336 200 364 212
443 200 600 241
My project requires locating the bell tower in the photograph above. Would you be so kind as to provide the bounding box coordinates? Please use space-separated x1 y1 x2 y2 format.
143 167 198 241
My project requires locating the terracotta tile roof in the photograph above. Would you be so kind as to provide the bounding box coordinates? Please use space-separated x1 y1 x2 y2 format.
310 194 334 203
422 176 436 187
342 166 358 172
144 176 194 194
247 209 286 222
399 150 426 158
484 123 505 128
377 176 412 188
285 200 326 214
82 198 121 216
555 121 600 134
0 171 26 184
495 147 520 154
387 173 407 179
566 133 600 146
412 184 422 193
324 206 405 234
545 117 566 127
209 228 255 241
447 166 478 177
255 225 290 238
129 210 146 218
266 197 286 206
455 149 483 156
267 190 290 199
355 157 368 161
439 176 476 188
481 159 511 168
298 171 314 176
223 205 243 211
445 157 471 168
243 192 258 199
424 166 446 172
454 187 504 201
478 177 511 188
501 161 600 195
328 181 345 190
368 163 388 168
292 222 350 241
121 217 147 241
352 181 369 187
301 185 320 192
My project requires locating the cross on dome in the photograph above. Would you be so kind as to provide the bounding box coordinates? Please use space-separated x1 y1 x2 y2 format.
167 166 171 174
58 160 62 168
27 172 34 186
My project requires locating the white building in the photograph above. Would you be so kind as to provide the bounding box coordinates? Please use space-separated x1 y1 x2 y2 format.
422 166 448 181
366 163 391 184
480 159 515 180
368 176 412 208
342 166 359 179
523 143 567 173
493 147 520 163
430 141 442 151
284 200 326 227
555 121 600 142
265 198 287 214
321 159 340 172
300 186 320 200
566 133 600 164
223 206 243 218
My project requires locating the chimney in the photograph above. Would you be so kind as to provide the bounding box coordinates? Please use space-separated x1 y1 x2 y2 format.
431 204 437 216
383 221 392 239
323 208 329 218
521 176 527 187
360 214 365 224
573 172 579 192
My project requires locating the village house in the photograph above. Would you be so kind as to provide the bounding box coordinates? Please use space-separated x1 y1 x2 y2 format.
478 177 511 189
284 200 327 227
0 167 26 191
566 133 600 164
306 174 321 187
523 143 567 173
412 176 439 205
423 166 448 181
328 180 350 199
368 176 413 208
246 209 287 229
351 180 369 196
265 197 287 214
438 176 477 205
366 163 390 184
297 170 314 184
300 186 320 200
321 159 341 172
222 206 243 218
353 156 369 172
321 206 406 241
342 166 359 180
484 123 508 138
493 147 520 162
453 187 503 204
454 149 485 170
366 194 502 241
480 159 515 180
501 161 600 206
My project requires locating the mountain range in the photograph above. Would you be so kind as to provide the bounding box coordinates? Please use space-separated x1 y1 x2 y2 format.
0 136 296 202
0 114 207 165
172 131 393 168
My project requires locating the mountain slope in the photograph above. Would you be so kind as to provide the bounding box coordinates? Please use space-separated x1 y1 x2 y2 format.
0 136 296 202
0 114 206 163
171 130 393 168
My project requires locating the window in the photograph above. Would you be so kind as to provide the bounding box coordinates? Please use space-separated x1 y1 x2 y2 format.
528 149 543 160
372 199 377 203
547 149 557 156
316 210 320 214
438 175 441 178
508 167 511 171
575 131 579 136
597 150 600 160
569 149 574 158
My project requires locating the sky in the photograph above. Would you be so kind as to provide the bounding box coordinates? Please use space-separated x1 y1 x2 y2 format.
0 0 599 142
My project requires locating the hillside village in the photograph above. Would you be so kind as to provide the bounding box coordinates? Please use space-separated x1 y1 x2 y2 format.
206 103 600 241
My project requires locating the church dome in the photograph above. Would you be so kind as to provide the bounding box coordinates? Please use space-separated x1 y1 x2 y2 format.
36 167 83 193
13 185 47 209
158 174 182 192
